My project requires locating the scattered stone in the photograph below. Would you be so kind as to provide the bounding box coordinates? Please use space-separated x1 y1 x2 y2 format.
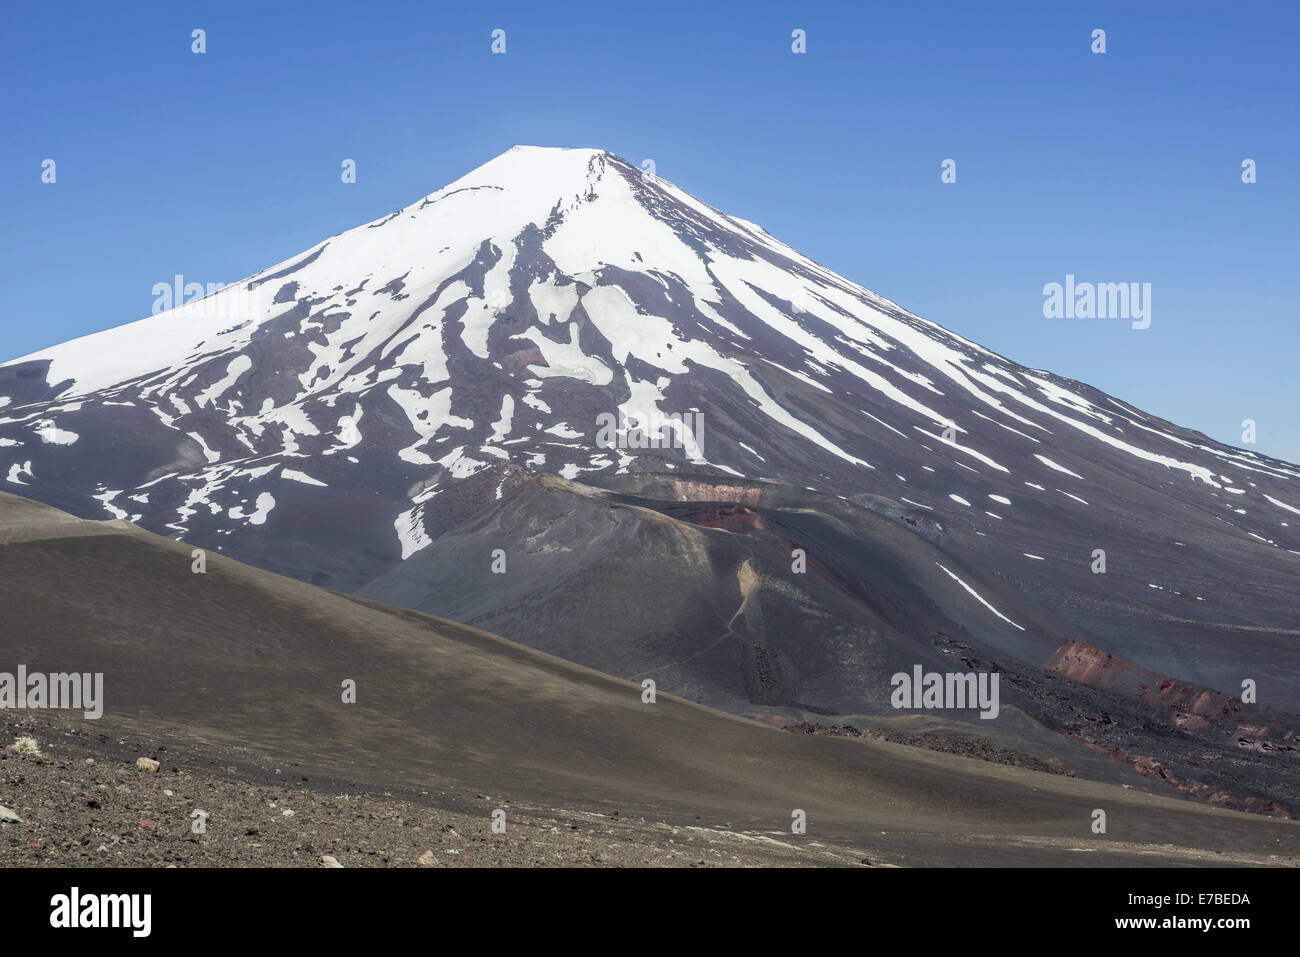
0 805 23 823
135 757 160 773
417 850 436 867
321 855 343 868
282 809 294 817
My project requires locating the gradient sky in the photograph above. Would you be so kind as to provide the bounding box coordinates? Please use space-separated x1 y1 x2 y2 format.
3 1 1296 462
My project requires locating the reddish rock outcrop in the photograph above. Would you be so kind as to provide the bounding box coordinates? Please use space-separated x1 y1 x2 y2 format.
1045 638 1299 817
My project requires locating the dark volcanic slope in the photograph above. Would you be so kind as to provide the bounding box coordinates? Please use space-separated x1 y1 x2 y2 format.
2 490 1297 866
359 472 1300 816
361 473 989 714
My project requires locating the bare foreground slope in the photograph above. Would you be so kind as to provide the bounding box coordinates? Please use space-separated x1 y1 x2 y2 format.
1 492 1296 867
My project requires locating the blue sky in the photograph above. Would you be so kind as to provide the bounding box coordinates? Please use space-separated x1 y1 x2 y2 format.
3 1 1297 462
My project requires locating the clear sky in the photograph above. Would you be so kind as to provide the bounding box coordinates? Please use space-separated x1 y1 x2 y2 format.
3 1 1296 462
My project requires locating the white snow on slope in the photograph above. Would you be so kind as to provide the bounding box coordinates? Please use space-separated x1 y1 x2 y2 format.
489 394 515 443
914 427 1009 473
1034 455 1084 480
934 562 1026 631
1264 494 1300 517
196 355 252 408
394 505 432 559
32 421 79 445
282 468 327 487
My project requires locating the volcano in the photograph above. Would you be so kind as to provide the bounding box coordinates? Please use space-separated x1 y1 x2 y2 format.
3 146 1299 811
